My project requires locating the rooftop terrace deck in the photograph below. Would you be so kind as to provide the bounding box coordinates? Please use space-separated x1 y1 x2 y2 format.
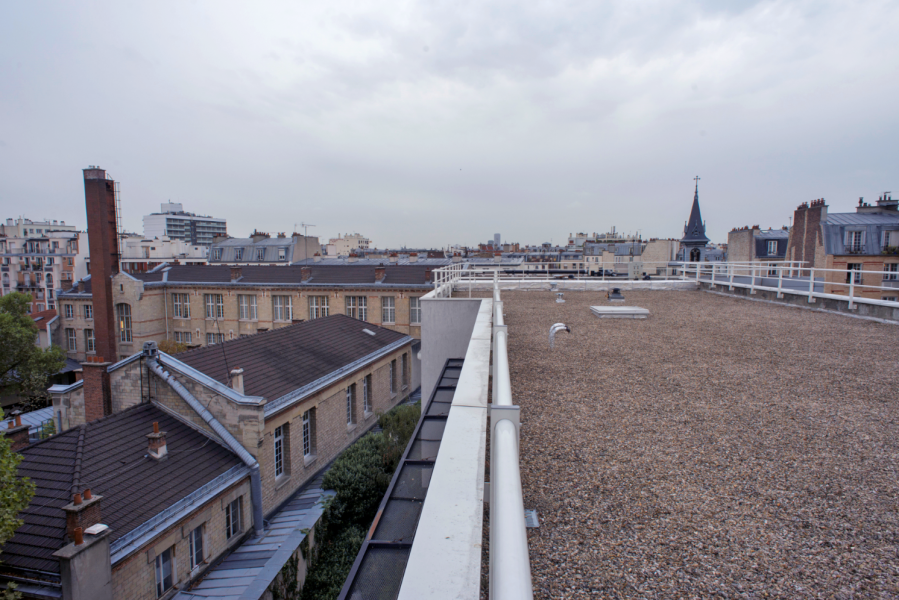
500 289 899 598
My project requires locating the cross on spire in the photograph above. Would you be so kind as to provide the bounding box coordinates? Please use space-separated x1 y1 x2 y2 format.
694 175 700 189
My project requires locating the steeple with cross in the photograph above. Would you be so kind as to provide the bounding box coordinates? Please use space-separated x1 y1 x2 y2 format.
681 176 710 245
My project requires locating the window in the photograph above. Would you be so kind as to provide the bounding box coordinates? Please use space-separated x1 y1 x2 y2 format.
884 263 899 281
85 329 95 353
381 296 395 324
273 295 293 321
767 240 777 256
235 248 243 261
346 296 367 321
410 297 421 324
346 384 355 426
84 303 93 320
225 497 242 539
66 328 76 351
238 295 257 320
883 231 896 249
402 353 408 388
204 294 224 319
308 296 328 319
256 248 265 261
64 304 73 319
155 546 175 597
848 230 863 252
390 360 396 395
846 263 862 284
116 303 132 342
302 409 314 458
278 247 286 261
206 333 224 345
212 248 222 260
46 273 53 287
884 296 898 302
175 331 192 344
363 374 372 414
173 294 190 318
274 425 285 478
67 257 73 266
188 525 204 571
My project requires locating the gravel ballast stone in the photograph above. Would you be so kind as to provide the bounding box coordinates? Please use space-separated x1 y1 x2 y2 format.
491 289 899 599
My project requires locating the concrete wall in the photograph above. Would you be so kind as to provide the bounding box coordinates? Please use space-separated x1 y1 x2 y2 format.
420 297 484 402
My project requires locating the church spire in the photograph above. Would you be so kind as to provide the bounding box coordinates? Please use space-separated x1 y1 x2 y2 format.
681 176 710 244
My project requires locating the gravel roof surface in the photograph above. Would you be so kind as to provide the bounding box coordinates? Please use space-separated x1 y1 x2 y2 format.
498 289 899 599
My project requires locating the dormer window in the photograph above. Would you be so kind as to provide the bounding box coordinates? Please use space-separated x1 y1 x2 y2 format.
235 248 243 261
212 248 222 261
767 240 777 256
278 247 286 261
256 248 265 261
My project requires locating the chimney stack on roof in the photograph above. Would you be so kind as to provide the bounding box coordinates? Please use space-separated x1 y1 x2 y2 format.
348 253 358 263
375 266 386 282
301 267 312 282
230 266 242 282
82 356 112 423
146 421 168 460
313 252 321 263
425 267 433 282
83 167 119 364
409 252 418 263
230 368 244 394
389 253 398 263
3 412 29 452
63 489 103 541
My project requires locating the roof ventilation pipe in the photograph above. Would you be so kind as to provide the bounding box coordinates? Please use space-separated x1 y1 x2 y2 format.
549 323 570 349
144 359 265 537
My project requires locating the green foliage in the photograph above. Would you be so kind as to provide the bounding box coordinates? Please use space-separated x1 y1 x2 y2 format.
0 293 65 408
378 403 420 449
300 526 364 600
299 403 421 600
271 553 300 600
158 339 189 354
0 408 36 559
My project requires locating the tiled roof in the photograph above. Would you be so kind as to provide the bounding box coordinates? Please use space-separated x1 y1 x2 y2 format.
175 314 410 401
0 404 242 576
30 309 57 330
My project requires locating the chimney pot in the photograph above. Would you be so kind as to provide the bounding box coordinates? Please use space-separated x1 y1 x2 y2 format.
73 527 84 546
84 489 92 500
74 493 82 506
230 368 245 395
146 425 168 460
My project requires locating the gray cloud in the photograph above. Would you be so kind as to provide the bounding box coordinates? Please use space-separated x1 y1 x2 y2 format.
1 0 897 247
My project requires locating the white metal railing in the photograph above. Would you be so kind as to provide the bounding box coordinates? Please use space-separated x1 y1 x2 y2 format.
682 261 899 310
489 277 534 600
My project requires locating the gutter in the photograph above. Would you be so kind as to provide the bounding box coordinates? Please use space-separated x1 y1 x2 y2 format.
145 356 265 538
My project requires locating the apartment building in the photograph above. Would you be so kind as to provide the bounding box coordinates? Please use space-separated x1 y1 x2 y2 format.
727 226 789 274
786 196 899 301
209 232 320 266
114 234 208 273
143 203 227 246
0 217 77 237
326 233 371 256
56 264 432 361
0 228 88 313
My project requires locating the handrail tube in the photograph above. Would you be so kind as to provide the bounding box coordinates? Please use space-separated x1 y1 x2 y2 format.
492 418 534 600
494 330 511 406
147 359 265 537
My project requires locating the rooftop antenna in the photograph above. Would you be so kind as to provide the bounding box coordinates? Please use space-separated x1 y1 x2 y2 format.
300 222 316 238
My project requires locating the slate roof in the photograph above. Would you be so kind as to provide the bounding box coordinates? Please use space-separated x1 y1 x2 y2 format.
826 212 899 226
174 314 410 401
292 257 451 266
0 403 242 577
822 211 899 255
681 184 710 244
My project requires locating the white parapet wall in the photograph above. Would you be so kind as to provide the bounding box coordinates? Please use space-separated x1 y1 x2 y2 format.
460 279 700 292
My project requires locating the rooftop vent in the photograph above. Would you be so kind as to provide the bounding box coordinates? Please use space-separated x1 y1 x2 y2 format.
549 323 571 349
608 288 625 302
362 328 376 336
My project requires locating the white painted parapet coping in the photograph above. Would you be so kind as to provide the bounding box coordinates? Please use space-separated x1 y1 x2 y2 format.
398 299 492 600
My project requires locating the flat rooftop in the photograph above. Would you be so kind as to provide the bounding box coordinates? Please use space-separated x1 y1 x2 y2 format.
500 290 899 598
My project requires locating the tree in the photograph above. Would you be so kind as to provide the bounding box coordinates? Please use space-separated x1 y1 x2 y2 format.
0 293 65 409
157 339 188 355
0 407 36 600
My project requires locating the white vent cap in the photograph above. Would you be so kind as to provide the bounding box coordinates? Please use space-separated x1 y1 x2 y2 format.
362 328 376 336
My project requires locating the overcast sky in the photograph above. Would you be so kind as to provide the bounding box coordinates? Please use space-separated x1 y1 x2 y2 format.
2 1 897 247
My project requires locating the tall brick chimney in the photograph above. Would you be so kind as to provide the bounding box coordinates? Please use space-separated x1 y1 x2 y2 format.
83 167 120 363
82 356 112 422
301 267 312 282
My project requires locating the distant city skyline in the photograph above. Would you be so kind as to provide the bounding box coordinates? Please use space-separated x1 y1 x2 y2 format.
2 1 897 247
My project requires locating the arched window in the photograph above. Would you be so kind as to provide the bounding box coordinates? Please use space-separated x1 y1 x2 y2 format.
46 273 53 288
116 303 132 343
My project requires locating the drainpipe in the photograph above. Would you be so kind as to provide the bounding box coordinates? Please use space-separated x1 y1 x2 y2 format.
144 357 265 537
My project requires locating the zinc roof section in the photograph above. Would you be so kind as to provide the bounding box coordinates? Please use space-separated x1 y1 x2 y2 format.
0 404 242 576
175 314 410 401
827 212 899 226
